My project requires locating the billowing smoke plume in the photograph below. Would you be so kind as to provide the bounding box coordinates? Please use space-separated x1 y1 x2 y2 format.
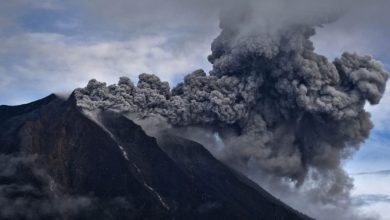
74 0 388 218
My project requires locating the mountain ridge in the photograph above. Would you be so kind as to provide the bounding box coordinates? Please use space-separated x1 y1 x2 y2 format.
0 93 312 220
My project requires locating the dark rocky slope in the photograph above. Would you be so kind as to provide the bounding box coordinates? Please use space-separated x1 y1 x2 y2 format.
0 94 312 220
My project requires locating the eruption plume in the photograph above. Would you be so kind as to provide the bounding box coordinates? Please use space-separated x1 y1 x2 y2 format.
74 0 388 218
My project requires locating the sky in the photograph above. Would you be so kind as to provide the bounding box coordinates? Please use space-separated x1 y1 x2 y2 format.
310 4 390 217
1 0 390 219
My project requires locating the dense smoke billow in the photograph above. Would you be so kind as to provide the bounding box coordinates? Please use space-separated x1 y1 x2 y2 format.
74 0 388 219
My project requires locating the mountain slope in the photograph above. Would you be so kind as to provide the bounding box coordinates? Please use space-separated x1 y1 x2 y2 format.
0 94 312 220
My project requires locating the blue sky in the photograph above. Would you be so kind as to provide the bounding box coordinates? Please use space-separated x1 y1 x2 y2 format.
1 0 390 219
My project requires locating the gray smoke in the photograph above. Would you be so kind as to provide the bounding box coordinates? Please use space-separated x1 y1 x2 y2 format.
0 154 93 219
0 153 135 220
74 0 388 219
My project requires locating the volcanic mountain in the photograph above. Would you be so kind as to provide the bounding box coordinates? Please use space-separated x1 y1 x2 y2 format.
0 93 312 220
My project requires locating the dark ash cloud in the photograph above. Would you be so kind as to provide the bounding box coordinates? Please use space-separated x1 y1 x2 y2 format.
73 3 388 220
75 0 388 188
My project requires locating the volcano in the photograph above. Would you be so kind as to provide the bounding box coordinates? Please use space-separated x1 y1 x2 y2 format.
0 93 312 220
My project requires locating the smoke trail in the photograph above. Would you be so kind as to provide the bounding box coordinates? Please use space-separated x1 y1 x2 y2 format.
74 0 388 219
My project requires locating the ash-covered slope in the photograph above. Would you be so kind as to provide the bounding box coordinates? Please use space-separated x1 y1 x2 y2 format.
0 94 311 220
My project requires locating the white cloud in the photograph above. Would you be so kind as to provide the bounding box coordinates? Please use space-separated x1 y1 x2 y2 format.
351 174 390 220
0 0 222 105
0 32 212 105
